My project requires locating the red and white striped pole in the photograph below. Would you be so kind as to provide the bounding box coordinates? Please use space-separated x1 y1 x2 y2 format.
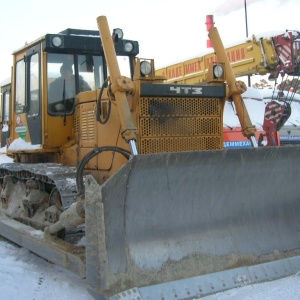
206 15 214 48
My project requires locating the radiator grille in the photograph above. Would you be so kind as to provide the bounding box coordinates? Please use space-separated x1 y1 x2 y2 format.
139 97 223 154
81 110 95 141
78 103 96 148
74 110 80 142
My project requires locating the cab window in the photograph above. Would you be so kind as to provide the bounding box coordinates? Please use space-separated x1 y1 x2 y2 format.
28 52 40 117
15 60 26 114
47 53 104 115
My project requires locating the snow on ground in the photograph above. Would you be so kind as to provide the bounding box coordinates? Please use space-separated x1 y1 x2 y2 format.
0 238 93 300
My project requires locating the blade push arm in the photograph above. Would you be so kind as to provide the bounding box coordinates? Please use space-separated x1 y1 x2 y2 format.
97 16 138 155
208 27 257 147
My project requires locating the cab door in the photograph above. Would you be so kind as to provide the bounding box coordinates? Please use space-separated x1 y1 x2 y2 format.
26 44 42 145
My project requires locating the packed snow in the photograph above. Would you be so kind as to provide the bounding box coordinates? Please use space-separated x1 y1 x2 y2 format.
0 237 94 300
8 137 42 151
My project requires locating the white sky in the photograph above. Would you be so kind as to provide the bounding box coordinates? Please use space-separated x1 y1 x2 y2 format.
0 0 299 85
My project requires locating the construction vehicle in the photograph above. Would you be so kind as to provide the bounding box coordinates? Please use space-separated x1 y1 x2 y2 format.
0 15 300 300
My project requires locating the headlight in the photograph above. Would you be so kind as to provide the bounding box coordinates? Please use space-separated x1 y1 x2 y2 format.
140 61 152 76
113 28 123 39
51 36 62 47
124 42 134 52
213 65 224 78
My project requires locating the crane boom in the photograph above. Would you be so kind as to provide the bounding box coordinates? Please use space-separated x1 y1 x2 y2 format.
156 30 300 83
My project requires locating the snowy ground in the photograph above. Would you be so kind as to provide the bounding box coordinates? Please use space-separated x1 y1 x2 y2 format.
1 235 300 300
0 237 93 300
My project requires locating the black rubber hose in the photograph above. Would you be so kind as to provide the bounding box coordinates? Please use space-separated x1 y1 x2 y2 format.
76 146 131 197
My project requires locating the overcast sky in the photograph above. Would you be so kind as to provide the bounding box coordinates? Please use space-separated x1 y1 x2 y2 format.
0 0 299 84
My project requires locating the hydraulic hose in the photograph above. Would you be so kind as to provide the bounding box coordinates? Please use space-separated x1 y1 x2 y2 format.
76 146 131 197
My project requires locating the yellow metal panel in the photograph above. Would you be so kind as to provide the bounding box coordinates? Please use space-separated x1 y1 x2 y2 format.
44 115 74 147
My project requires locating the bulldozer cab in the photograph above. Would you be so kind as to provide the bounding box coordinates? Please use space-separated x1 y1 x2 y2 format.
8 28 139 157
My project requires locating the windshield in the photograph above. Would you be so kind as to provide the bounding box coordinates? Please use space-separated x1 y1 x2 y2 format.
47 53 104 115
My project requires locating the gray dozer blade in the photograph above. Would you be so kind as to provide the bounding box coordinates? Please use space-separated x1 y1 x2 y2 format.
85 145 300 299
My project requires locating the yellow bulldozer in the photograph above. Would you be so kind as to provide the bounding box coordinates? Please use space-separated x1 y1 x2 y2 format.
0 16 300 299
